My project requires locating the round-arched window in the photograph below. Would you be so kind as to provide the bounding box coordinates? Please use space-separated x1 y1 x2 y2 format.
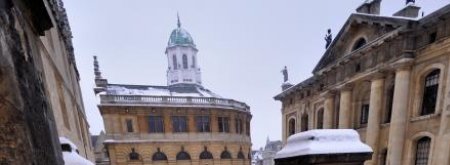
352 38 367 51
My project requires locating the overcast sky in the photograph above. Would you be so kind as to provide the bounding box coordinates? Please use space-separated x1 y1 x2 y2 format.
64 0 449 149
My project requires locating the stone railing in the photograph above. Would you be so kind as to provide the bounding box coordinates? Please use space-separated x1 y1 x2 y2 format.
100 95 250 112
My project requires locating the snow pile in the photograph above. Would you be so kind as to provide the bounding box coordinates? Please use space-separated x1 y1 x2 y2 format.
275 129 372 159
59 137 94 165
106 85 220 98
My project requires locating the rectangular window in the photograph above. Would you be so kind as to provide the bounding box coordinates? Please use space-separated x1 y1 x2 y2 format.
172 116 188 133
126 119 133 133
148 116 164 133
218 117 230 133
235 118 243 134
196 116 210 132
428 32 437 44
360 104 370 125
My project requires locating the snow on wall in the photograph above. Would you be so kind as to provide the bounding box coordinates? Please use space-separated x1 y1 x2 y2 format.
106 85 219 98
275 129 372 159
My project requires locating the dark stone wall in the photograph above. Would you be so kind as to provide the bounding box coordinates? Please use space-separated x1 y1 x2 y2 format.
0 0 63 164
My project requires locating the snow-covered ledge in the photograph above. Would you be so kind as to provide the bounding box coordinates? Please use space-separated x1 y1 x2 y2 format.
275 129 372 165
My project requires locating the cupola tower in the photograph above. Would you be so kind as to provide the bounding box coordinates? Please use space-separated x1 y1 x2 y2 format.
166 14 202 86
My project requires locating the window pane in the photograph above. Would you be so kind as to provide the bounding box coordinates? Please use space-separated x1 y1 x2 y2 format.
126 119 133 133
360 104 369 125
415 137 431 165
172 116 187 133
421 70 440 115
149 116 164 133
218 117 230 133
196 116 210 132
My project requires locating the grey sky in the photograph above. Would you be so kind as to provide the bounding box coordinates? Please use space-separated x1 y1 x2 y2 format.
64 0 449 149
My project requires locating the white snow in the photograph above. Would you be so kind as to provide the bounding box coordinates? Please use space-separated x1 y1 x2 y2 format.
275 129 372 159
59 137 94 165
106 85 220 98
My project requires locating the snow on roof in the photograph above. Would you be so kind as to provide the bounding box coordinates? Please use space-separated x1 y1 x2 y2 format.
59 137 95 165
105 84 221 98
275 129 372 159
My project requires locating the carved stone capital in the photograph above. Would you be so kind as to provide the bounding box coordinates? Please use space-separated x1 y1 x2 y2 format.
391 57 414 71
320 90 336 99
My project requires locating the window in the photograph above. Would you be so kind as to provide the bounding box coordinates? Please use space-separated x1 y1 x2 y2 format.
129 148 140 160
196 116 210 132
317 109 324 129
192 56 196 68
355 63 361 72
352 38 367 51
360 104 370 125
288 118 295 136
380 149 388 165
429 32 437 44
218 117 230 133
220 148 232 159
421 69 440 116
148 116 164 133
199 146 213 159
152 148 168 161
126 119 133 133
182 54 188 69
245 120 250 135
301 114 308 132
237 147 245 159
172 116 188 133
176 147 191 160
236 118 243 134
173 55 178 69
415 137 431 165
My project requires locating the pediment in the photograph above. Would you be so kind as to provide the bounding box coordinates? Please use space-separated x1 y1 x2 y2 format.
312 13 414 73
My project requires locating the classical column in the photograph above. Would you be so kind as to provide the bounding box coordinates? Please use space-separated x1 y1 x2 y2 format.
387 66 412 165
323 92 335 129
339 87 352 129
365 77 385 165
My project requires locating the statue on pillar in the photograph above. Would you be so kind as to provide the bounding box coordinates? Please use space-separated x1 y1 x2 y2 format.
406 0 415 5
325 29 332 49
281 66 288 82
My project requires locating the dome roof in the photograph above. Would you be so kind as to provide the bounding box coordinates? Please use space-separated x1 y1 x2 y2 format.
167 14 195 47
168 27 195 47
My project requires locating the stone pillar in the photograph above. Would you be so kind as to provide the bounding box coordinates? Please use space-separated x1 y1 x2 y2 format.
323 92 335 129
364 77 385 165
339 88 352 128
387 67 411 165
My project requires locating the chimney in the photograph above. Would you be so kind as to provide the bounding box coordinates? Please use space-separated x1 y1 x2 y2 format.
356 0 382 15
393 3 421 18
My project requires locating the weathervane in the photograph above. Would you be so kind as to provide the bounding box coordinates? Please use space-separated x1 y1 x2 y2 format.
325 29 332 49
177 12 181 28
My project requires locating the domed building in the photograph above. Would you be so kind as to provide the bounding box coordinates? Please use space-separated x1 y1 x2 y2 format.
94 16 252 165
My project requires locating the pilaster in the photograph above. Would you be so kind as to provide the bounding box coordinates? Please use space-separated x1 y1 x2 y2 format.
365 77 385 165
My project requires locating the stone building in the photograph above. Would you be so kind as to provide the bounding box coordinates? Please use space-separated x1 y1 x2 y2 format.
92 131 111 164
95 17 252 165
0 0 94 164
258 138 282 165
274 1 450 165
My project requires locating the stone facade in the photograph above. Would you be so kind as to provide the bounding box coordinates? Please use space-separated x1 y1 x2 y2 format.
0 0 94 164
275 2 450 165
95 18 252 165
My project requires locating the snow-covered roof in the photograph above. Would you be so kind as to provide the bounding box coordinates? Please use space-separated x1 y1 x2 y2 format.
105 84 221 98
59 137 95 165
275 129 372 159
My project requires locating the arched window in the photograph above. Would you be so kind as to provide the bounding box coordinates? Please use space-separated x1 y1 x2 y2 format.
192 56 196 68
182 54 188 69
380 149 388 165
129 148 140 160
288 118 295 136
301 114 309 132
199 146 213 159
176 147 191 160
317 109 324 129
415 137 431 165
220 147 232 159
152 148 168 161
237 148 245 159
173 55 178 69
421 69 440 115
352 38 367 51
